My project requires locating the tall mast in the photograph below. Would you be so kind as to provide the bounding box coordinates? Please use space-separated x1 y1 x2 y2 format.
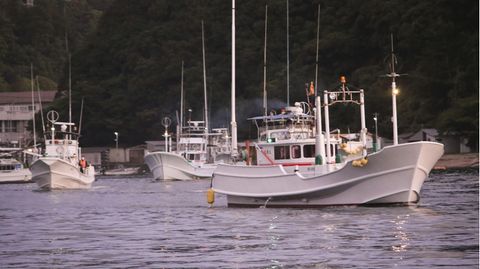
36 77 47 143
30 63 36 147
386 33 400 145
263 5 268 116
202 21 209 134
180 60 184 132
68 52 72 131
65 3 72 132
78 97 84 139
231 0 238 157
286 0 290 107
314 5 325 164
314 4 320 97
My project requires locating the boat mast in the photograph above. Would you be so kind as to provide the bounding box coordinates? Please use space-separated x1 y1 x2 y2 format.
35 77 47 143
386 34 400 145
202 20 209 134
78 97 84 139
286 0 290 107
314 4 325 164
231 0 238 158
263 5 268 117
68 52 72 131
64 2 72 137
180 60 184 133
314 4 320 98
30 63 36 148
323 90 331 163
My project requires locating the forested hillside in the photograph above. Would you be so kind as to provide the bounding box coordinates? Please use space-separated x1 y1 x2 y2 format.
0 0 112 91
1 0 478 149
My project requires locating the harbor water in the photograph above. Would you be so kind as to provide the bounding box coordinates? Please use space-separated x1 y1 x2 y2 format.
0 170 478 268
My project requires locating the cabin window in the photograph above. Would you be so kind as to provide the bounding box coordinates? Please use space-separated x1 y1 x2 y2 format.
303 145 315 158
291 145 301 159
187 154 195 161
274 146 290 160
0 165 14 171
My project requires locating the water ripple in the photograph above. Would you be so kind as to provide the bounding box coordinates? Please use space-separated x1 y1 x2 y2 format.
0 171 477 268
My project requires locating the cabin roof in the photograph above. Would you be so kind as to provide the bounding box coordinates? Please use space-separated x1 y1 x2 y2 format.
0 91 57 104
248 113 314 121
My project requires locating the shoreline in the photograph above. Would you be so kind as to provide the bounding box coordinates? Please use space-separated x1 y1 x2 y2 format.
433 153 479 170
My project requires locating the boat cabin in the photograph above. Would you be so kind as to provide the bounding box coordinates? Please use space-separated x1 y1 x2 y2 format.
44 122 81 162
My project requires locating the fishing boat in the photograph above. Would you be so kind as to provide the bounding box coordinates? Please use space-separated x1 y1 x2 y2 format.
0 148 32 183
209 2 443 207
30 110 95 190
145 121 231 180
212 79 444 207
145 21 232 180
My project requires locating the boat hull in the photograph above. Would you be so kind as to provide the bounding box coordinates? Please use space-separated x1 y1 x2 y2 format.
144 152 215 180
0 169 32 184
212 142 444 207
31 158 95 190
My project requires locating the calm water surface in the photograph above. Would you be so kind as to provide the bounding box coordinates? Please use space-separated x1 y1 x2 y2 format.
0 170 478 268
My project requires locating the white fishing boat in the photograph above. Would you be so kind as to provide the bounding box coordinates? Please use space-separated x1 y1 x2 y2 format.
212 80 444 207
213 141 443 207
145 122 231 180
0 148 32 183
209 3 443 207
30 111 95 190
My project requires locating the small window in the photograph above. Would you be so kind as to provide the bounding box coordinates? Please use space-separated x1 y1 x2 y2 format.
291 145 301 159
303 145 315 158
274 146 290 160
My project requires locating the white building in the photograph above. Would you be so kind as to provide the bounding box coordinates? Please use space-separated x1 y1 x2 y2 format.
0 91 56 147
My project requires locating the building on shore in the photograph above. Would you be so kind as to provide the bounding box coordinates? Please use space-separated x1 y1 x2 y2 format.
0 91 56 147
400 128 473 154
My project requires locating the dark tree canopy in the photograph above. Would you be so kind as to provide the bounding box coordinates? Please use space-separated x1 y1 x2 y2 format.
1 0 478 149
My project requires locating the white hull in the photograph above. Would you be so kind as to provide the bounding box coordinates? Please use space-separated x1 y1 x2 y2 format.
144 152 216 180
0 169 32 183
31 158 95 190
104 167 139 176
212 142 444 207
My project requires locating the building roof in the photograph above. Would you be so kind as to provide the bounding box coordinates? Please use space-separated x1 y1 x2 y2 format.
0 91 57 104
400 128 439 142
